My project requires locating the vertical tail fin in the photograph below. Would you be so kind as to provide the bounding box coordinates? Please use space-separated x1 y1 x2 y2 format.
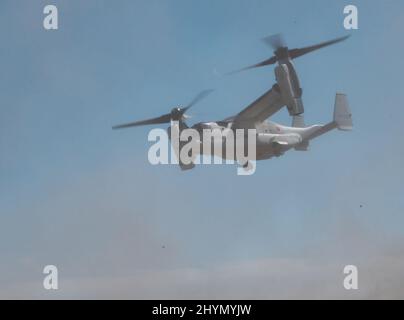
305 93 352 141
334 93 353 130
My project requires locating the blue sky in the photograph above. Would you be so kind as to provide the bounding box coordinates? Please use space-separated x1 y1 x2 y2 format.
1 0 404 298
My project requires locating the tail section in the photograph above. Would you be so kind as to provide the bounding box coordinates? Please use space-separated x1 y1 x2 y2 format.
305 93 352 141
334 93 353 130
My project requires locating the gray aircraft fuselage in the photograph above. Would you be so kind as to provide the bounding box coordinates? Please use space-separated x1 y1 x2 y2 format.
175 92 352 164
188 119 321 161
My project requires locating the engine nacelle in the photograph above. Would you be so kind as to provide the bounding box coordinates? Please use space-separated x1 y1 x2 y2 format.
275 64 304 116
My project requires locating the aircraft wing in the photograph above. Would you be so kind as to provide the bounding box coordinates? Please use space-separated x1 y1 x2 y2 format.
233 85 284 126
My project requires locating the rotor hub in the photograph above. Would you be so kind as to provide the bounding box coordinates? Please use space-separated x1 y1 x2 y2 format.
275 47 289 61
170 107 184 121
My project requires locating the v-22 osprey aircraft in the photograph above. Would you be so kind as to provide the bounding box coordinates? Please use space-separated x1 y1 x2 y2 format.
113 34 353 171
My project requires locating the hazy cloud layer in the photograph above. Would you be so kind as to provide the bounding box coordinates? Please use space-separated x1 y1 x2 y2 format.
2 254 404 299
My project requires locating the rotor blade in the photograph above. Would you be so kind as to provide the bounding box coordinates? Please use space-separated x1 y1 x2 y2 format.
112 113 171 129
262 33 285 51
183 89 214 111
289 35 350 60
225 56 277 75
